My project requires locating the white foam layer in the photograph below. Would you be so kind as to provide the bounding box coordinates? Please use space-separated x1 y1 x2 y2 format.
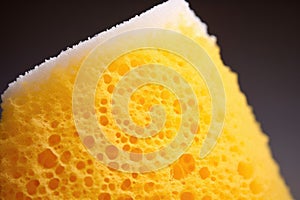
2 0 215 99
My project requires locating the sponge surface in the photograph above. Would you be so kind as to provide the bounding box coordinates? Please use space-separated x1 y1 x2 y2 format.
0 0 292 199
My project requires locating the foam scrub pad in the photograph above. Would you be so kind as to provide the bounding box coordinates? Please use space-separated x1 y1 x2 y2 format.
0 0 293 199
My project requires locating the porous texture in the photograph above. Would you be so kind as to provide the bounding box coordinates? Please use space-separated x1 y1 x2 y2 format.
0 0 293 199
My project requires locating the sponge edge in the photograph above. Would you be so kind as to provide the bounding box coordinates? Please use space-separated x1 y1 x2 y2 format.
1 0 215 100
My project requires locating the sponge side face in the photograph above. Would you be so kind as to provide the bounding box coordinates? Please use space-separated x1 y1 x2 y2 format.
0 0 292 199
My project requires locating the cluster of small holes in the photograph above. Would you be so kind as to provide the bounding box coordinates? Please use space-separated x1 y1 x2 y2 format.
93 49 204 157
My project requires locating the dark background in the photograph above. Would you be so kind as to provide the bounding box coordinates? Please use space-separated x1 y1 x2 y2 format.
0 0 299 198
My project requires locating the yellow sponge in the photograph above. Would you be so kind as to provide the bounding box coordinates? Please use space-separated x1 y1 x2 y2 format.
0 0 293 199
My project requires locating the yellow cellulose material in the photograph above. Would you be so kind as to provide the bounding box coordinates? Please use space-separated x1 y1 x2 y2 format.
0 0 293 199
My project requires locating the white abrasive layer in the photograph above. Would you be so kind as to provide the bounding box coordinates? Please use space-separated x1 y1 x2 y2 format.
2 0 215 99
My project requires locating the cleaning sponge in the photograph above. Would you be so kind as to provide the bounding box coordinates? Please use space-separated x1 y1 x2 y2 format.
0 0 293 199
